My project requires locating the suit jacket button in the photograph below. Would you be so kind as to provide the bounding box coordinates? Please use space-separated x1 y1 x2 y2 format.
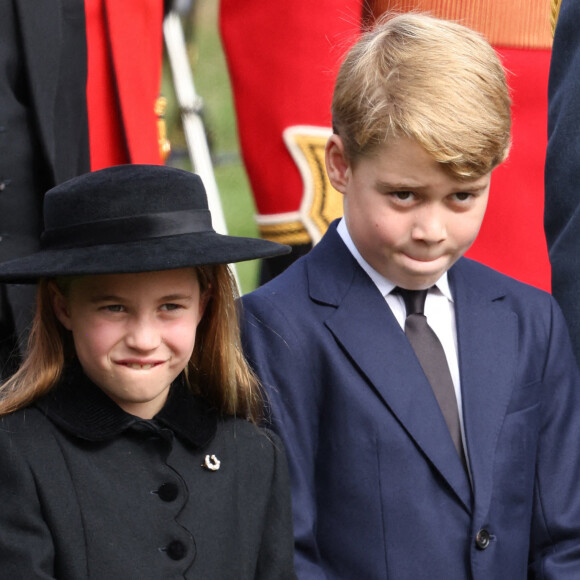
475 528 491 550
157 482 179 502
165 540 187 560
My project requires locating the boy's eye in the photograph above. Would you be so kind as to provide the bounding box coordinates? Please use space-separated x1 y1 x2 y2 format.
392 191 415 201
454 192 472 202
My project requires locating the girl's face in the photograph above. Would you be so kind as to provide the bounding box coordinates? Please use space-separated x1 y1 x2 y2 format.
52 268 207 419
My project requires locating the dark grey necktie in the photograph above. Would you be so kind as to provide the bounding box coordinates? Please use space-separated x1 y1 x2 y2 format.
396 288 466 467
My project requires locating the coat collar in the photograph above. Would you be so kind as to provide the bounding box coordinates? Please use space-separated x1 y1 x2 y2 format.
307 223 518 514
35 363 218 448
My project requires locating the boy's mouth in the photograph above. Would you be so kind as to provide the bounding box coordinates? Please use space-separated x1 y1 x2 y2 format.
402 252 446 263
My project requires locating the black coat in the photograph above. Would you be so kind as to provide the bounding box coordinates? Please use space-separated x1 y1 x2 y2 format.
0 366 296 579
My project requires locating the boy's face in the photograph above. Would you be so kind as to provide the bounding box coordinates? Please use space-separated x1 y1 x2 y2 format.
51 268 206 419
326 135 491 290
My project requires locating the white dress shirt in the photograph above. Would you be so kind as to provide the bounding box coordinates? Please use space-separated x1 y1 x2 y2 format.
337 219 470 467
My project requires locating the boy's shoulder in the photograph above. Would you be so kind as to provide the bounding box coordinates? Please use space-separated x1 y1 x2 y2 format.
454 257 549 298
452 257 557 321
242 221 353 305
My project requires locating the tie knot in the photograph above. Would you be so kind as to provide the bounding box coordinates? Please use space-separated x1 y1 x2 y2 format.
396 288 428 316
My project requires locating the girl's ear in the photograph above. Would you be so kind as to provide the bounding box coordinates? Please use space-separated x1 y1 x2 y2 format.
49 281 73 331
325 134 351 193
198 285 211 322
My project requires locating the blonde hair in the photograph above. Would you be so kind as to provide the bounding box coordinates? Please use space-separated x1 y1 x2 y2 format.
0 266 263 422
332 12 512 178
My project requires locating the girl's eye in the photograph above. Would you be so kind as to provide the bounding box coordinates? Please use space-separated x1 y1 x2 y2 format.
103 304 125 313
160 303 182 312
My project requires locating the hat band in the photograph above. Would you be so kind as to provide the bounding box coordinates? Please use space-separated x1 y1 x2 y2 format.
41 209 213 250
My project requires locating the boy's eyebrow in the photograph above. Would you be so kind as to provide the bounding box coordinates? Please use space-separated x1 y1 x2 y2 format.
375 179 423 190
375 179 488 192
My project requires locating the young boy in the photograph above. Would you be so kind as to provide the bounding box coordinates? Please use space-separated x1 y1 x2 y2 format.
241 13 580 579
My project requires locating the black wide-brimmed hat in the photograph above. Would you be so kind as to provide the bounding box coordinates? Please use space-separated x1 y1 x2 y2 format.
0 165 290 282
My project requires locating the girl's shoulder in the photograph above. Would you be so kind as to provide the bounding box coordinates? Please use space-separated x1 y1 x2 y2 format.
215 416 283 446
0 405 61 461
212 416 287 467
0 405 51 434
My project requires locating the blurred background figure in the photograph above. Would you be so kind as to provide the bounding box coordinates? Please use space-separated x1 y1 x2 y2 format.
85 0 172 169
0 0 173 378
545 0 580 362
220 0 553 289
0 0 90 377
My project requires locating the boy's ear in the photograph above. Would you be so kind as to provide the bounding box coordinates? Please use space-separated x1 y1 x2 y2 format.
325 134 351 193
49 281 73 330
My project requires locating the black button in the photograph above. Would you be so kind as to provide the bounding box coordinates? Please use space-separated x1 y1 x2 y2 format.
165 540 187 560
475 528 491 550
157 482 179 502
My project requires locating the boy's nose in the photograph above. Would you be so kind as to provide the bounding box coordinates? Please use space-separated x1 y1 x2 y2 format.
411 209 447 244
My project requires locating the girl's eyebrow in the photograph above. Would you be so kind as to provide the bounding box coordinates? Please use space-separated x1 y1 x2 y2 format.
90 293 194 303
89 294 123 304
159 294 194 302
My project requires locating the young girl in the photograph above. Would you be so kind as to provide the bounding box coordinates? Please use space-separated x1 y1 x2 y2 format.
0 164 296 579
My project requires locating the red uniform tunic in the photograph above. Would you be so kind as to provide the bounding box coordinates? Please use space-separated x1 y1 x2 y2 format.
220 0 552 290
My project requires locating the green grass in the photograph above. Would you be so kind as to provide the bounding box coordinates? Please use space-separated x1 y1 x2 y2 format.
162 0 260 294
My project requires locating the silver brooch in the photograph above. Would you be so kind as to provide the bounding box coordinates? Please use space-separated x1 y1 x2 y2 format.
203 454 221 471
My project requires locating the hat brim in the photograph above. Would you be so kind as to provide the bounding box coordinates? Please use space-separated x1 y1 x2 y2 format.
0 232 290 283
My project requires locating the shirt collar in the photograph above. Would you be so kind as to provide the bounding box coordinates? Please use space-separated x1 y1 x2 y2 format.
35 362 218 448
337 218 453 301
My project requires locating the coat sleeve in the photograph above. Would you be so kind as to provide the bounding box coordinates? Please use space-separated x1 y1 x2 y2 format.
256 430 298 579
528 296 580 577
0 416 57 579
242 293 329 580
545 0 580 365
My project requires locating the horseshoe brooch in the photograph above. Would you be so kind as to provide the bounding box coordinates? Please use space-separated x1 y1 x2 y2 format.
203 454 221 471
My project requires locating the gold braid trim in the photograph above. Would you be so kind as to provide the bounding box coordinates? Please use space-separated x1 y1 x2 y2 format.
155 96 171 162
369 0 553 49
258 221 311 246
550 0 562 36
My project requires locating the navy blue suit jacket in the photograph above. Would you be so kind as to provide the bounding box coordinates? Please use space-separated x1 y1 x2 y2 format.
242 222 580 579
545 0 580 364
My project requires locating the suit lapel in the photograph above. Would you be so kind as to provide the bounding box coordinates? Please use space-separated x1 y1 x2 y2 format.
308 227 472 512
451 261 518 515
15 0 62 177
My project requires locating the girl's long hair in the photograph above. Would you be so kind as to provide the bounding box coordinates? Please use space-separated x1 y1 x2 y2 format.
0 266 263 422
191 264 263 422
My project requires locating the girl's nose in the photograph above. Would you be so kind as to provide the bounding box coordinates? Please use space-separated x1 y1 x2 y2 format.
125 318 161 351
